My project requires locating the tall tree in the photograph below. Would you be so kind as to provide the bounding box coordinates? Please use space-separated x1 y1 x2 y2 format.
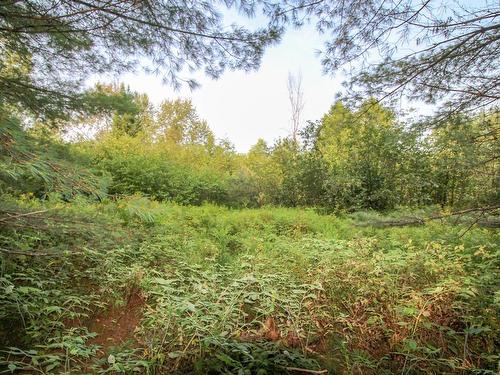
317 100 403 210
428 112 499 207
155 99 214 147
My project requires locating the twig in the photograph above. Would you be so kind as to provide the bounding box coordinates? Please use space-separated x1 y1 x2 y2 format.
173 332 197 370
0 209 54 223
0 247 54 256
284 367 328 374
459 210 486 238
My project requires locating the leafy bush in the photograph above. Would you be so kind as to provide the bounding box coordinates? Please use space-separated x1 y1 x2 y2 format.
83 134 229 205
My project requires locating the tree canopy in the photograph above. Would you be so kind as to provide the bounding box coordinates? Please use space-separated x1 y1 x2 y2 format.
1 0 498 122
267 0 499 119
0 0 281 119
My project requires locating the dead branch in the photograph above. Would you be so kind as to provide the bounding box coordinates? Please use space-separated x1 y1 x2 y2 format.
0 209 54 223
356 205 500 228
0 247 56 256
284 367 328 374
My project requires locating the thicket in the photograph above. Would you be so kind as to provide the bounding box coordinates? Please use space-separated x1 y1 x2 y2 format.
20 84 495 213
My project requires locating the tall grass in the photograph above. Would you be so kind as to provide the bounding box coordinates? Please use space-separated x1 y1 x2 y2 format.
1 196 498 374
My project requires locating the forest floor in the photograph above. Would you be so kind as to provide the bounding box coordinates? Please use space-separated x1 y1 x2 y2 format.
0 196 498 374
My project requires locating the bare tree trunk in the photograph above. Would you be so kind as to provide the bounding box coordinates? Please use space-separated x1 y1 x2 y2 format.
287 71 305 143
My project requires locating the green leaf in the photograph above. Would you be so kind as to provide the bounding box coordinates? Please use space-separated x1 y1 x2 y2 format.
45 362 60 372
404 339 418 351
215 353 236 365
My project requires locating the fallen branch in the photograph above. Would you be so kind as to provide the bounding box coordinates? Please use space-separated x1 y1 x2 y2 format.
284 367 328 374
0 209 54 223
0 247 82 257
359 217 425 227
431 205 500 219
0 208 122 228
0 247 54 256
477 220 500 228
356 205 500 228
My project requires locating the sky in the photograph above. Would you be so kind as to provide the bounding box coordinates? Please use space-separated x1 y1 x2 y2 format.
96 15 344 152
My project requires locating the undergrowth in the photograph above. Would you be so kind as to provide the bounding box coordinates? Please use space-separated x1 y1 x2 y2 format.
0 196 498 374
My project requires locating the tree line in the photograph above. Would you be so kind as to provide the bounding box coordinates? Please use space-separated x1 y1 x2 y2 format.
1 0 498 212
3 83 496 212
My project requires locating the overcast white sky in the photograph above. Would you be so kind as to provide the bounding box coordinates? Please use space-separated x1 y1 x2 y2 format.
95 14 344 152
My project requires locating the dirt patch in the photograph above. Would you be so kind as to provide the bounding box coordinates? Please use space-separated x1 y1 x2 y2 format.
237 316 330 352
87 289 145 353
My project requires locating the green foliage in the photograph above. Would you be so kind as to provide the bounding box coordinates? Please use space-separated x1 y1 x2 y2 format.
154 99 215 147
428 113 500 207
194 340 320 374
86 83 153 138
4 91 497 213
1 70 497 375
0 1 280 121
316 100 406 210
0 197 498 374
85 134 228 205
0 114 107 200
261 100 498 212
47 86 495 213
